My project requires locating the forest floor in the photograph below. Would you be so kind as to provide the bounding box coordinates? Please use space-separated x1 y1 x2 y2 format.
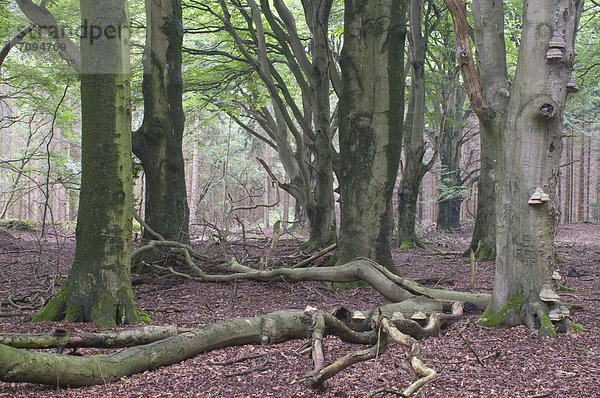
0 222 599 397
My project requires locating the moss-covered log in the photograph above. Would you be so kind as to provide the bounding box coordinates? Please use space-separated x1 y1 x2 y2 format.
0 326 181 349
0 302 460 387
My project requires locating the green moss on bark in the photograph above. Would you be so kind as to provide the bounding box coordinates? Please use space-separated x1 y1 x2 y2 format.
29 285 70 322
399 239 425 250
539 314 557 337
137 311 152 323
475 246 495 261
478 294 523 327
90 290 118 328
570 321 586 331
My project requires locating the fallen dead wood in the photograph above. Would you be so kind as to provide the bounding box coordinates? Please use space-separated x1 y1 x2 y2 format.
149 252 490 310
0 325 182 349
0 302 461 389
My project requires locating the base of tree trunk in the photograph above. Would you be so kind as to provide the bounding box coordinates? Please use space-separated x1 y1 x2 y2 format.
29 283 141 328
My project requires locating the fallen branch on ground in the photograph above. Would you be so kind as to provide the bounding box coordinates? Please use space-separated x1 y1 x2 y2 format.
0 302 462 391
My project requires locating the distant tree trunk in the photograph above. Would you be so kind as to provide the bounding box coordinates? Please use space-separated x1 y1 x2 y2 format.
336 0 407 270
31 0 139 327
306 0 337 248
132 0 189 243
461 0 507 260
578 134 584 221
397 0 435 249
436 123 464 231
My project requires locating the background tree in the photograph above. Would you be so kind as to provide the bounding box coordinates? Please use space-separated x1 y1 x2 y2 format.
397 0 440 249
132 0 190 243
336 0 407 269
186 0 338 248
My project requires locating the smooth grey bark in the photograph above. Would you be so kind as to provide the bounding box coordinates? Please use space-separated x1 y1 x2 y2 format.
463 0 509 260
31 0 138 327
447 0 583 331
337 0 407 270
397 0 437 249
486 0 583 330
132 0 189 243
299 0 337 248
218 0 337 248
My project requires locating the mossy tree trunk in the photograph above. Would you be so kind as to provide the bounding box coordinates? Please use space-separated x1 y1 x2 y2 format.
336 0 407 270
302 0 337 249
31 0 139 327
132 0 189 243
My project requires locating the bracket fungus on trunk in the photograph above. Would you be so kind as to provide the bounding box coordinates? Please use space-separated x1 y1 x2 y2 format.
539 284 561 302
566 78 579 93
528 187 550 205
546 31 566 61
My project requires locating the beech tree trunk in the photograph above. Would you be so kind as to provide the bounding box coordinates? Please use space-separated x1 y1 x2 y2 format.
462 0 506 260
486 0 583 331
303 0 337 248
31 0 139 327
337 0 406 270
132 0 189 243
397 0 433 249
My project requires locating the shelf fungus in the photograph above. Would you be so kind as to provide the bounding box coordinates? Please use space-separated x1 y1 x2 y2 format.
552 271 562 281
546 47 563 60
411 311 427 321
548 305 570 321
549 31 567 49
539 284 561 302
567 78 579 93
546 31 566 61
528 187 550 205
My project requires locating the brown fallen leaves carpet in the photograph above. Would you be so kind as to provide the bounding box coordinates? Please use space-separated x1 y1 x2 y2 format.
0 224 599 397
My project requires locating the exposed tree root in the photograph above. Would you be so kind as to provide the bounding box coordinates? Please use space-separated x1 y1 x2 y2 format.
141 238 490 309
0 303 462 389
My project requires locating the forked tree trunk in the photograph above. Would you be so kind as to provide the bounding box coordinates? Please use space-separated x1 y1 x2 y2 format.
445 0 582 333
301 0 336 248
336 0 406 270
132 0 189 243
31 0 139 327
397 0 430 250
